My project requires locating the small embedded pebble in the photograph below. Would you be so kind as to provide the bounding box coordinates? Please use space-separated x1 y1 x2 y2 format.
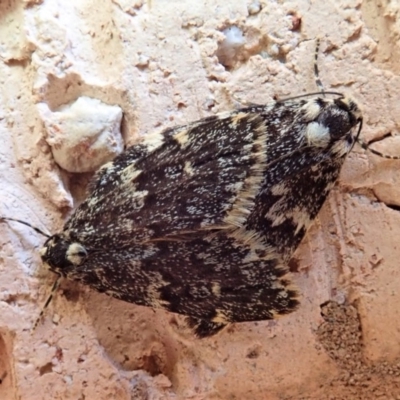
38 96 124 173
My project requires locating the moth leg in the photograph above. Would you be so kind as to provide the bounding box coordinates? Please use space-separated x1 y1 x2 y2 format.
185 317 227 338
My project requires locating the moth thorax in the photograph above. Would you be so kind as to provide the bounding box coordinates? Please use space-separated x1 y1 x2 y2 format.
304 96 362 149
305 122 330 148
40 235 87 273
66 243 88 266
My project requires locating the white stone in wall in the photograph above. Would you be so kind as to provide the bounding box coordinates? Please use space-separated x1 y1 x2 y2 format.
38 96 124 173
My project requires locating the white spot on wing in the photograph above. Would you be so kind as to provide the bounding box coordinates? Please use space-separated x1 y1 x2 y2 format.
143 131 165 152
120 165 142 183
173 128 190 147
184 161 195 176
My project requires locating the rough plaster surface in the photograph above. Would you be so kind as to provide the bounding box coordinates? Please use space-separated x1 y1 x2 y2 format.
1 0 400 399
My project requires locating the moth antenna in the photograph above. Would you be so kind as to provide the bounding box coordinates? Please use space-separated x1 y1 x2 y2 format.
313 38 325 94
31 275 61 331
0 217 50 238
280 91 343 102
357 136 400 160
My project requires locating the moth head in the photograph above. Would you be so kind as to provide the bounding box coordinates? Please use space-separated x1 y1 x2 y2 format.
303 95 362 154
40 235 88 276
330 96 362 139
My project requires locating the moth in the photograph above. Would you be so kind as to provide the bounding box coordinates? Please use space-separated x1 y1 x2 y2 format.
33 92 363 337
7 37 388 336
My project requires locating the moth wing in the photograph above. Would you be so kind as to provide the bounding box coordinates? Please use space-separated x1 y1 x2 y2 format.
68 235 299 337
245 96 361 261
66 109 275 247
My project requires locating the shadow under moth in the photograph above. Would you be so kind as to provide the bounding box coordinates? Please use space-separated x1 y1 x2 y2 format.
2 46 396 338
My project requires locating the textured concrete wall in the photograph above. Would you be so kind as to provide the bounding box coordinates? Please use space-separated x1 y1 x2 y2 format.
1 0 400 399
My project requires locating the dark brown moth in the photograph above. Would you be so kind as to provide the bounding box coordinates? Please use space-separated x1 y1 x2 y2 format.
38 94 362 337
